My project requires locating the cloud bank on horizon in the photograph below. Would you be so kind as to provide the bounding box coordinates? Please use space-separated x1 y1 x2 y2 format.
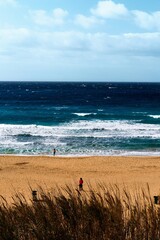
0 0 160 82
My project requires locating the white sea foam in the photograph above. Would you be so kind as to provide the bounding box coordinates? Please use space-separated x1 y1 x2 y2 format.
0 120 160 155
73 113 97 116
149 115 160 119
0 120 160 139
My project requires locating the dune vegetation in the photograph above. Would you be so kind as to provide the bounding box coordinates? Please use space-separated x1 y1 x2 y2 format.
0 184 160 240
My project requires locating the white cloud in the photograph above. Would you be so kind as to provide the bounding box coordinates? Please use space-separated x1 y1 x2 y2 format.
0 28 30 45
91 0 128 19
75 14 100 28
0 27 160 82
117 32 160 56
30 10 52 26
0 27 160 58
52 8 68 25
37 31 91 51
133 10 160 31
30 8 68 26
74 1 128 29
0 0 17 6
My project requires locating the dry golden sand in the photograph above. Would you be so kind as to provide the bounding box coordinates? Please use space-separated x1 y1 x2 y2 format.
0 155 160 202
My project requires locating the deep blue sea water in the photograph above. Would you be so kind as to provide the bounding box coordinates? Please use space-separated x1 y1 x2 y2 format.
0 81 160 156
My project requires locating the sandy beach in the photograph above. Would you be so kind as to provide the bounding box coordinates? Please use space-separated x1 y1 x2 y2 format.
0 155 160 202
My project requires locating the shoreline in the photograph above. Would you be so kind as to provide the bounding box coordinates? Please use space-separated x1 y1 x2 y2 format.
1 152 160 157
0 155 160 202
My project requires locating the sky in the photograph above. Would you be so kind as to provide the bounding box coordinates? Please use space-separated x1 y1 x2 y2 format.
0 0 160 82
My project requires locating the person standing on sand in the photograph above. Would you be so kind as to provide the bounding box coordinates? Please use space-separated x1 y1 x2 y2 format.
79 178 83 191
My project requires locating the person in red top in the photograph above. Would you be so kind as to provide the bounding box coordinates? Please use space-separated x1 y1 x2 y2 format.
79 178 83 191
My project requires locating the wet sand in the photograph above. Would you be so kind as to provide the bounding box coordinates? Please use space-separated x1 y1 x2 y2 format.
0 155 160 202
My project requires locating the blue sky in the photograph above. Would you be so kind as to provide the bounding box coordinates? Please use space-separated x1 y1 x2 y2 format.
0 0 160 82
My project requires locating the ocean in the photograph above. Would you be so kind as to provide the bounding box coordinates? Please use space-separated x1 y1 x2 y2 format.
0 81 160 156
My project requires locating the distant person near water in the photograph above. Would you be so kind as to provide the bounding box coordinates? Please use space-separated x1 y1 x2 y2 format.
79 178 83 191
53 148 56 156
